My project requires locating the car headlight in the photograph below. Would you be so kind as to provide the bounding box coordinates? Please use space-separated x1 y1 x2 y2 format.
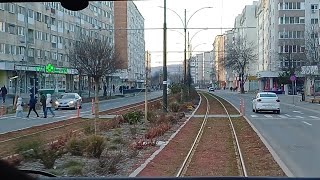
69 101 74 105
55 101 59 105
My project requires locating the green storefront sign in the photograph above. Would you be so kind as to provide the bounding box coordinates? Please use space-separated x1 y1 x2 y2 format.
35 64 68 74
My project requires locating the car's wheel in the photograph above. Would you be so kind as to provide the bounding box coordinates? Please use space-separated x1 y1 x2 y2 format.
252 108 255 112
55 108 59 110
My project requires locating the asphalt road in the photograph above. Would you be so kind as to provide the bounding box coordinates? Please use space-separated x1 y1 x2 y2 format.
212 90 320 177
0 91 162 134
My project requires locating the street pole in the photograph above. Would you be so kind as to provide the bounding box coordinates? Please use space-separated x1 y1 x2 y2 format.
184 9 187 84
163 0 168 112
144 56 148 123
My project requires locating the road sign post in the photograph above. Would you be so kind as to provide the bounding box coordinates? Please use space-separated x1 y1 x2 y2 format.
290 75 296 105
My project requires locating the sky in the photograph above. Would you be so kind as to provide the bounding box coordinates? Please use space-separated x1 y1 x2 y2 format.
135 0 256 67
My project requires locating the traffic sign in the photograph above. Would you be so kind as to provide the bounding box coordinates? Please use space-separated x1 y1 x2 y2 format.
290 75 296 82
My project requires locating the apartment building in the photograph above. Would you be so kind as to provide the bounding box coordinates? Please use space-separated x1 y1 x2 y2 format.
203 51 214 85
257 0 307 91
213 35 226 88
0 2 114 94
114 0 145 89
189 51 214 87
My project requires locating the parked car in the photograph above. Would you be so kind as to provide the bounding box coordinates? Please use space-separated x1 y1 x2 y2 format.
252 92 280 114
208 87 215 92
54 93 82 110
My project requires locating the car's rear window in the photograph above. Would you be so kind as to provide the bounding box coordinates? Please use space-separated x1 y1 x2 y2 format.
260 94 277 97
61 94 75 99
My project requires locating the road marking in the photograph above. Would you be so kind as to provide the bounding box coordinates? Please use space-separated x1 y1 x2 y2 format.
295 116 304 119
302 121 312 126
264 115 273 118
293 111 304 115
285 114 291 117
251 115 258 118
309 116 319 119
278 115 287 118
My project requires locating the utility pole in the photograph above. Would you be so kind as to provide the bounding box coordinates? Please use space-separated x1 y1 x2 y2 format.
163 0 168 112
144 53 149 123
184 9 187 84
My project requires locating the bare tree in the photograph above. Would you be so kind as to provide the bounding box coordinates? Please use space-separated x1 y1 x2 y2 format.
223 37 257 93
303 25 320 98
69 36 121 134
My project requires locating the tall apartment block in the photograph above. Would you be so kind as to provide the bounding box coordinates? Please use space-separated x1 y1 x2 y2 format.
0 2 114 94
114 0 145 88
257 0 320 93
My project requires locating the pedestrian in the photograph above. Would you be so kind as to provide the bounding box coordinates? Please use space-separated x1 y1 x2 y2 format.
113 84 115 93
26 94 39 118
40 92 47 118
1 85 7 103
16 97 23 117
46 94 55 117
103 84 107 96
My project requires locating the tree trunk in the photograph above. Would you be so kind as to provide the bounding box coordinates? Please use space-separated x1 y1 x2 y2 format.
240 73 245 94
78 74 82 96
94 78 100 135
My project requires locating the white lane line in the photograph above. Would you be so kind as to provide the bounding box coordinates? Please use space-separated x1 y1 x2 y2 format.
285 114 291 117
251 115 258 118
309 116 320 119
295 116 304 119
302 121 312 126
278 115 287 118
293 111 304 115
264 115 273 118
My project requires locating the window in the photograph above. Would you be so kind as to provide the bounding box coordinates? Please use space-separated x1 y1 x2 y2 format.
311 18 318 24
0 44 4 54
51 35 57 43
17 6 25 14
28 9 33 18
8 24 15 34
311 33 318 39
36 12 42 22
0 22 5 32
17 26 25 36
9 45 16 55
299 17 305 24
36 31 42 39
58 36 63 44
311 4 318 10
44 51 49 59
17 46 25 55
51 52 57 60
0 3 4 10
28 48 34 57
8 3 15 13
58 53 63 61
58 21 63 28
45 33 49 41
44 15 49 24
37 49 41 58
51 17 56 25
65 22 69 30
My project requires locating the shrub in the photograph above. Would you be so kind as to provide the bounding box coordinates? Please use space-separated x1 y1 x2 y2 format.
63 160 84 176
84 124 95 135
146 111 156 123
98 119 120 132
15 139 43 159
38 148 61 169
85 135 106 158
145 123 171 140
169 102 180 112
66 138 87 156
129 127 138 139
67 166 83 176
156 113 169 124
123 111 143 125
167 115 179 124
98 152 124 174
111 137 125 145
169 84 181 94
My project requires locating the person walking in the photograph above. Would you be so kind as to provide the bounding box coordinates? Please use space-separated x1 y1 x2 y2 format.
26 94 39 118
1 85 7 103
40 92 47 118
46 94 55 117
16 97 23 117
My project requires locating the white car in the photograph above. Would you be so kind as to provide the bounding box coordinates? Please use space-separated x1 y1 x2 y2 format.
252 92 280 114
55 93 82 110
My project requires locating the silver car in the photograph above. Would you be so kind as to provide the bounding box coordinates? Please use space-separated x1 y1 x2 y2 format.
54 93 82 110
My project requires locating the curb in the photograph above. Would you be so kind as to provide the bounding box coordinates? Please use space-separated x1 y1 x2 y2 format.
213 94 294 177
129 93 202 177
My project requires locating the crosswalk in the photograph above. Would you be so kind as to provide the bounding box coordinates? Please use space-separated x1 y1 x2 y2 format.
250 114 320 119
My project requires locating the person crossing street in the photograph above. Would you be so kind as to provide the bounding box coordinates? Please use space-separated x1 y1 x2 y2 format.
46 94 55 117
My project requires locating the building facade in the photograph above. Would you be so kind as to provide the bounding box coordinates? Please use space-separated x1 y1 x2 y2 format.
0 2 114 94
213 35 226 88
114 0 145 89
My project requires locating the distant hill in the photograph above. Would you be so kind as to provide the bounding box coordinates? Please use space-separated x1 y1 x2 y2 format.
151 64 183 76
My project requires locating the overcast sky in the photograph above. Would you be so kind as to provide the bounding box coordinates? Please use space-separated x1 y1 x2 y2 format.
135 0 256 67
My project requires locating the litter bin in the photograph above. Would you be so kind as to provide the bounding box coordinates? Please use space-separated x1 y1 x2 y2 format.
301 92 305 101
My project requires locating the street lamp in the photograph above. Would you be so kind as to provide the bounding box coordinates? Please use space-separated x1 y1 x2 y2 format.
159 6 213 84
